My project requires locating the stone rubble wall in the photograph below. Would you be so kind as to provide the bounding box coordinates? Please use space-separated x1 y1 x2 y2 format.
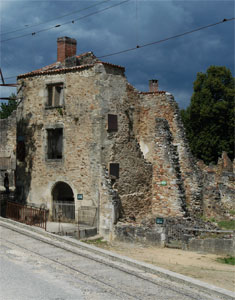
198 152 235 219
115 217 234 255
145 93 203 217
151 118 186 217
129 86 203 219
95 64 153 231
115 222 165 246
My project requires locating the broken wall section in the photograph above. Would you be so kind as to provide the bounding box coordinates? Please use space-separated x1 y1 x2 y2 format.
95 64 153 230
198 152 235 219
151 118 186 217
134 89 203 218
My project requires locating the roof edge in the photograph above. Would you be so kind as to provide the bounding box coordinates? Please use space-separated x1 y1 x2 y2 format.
17 64 94 79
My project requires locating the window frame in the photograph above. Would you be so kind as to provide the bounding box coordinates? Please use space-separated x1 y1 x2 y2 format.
46 83 64 108
46 127 63 161
107 114 118 132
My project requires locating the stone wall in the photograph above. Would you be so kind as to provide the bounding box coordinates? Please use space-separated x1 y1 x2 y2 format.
145 93 202 218
17 67 102 214
114 217 234 255
198 152 235 219
115 222 165 246
151 118 186 217
187 238 234 256
128 85 203 219
14 47 233 241
94 63 154 234
0 111 16 190
16 63 154 239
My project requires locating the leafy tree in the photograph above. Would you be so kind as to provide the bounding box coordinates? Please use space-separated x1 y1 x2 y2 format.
0 93 17 119
181 66 235 165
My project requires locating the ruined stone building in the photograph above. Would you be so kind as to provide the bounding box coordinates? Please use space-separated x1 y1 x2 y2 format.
1 37 234 238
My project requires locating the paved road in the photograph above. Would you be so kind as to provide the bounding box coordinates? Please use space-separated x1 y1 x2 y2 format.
0 226 222 300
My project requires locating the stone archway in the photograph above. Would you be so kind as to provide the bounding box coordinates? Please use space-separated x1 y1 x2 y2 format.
52 181 75 221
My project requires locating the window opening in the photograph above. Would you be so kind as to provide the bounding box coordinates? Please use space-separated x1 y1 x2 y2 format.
108 114 118 132
109 163 119 179
47 128 63 159
47 83 63 107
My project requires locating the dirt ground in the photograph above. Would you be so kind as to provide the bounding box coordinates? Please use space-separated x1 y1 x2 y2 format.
86 239 235 292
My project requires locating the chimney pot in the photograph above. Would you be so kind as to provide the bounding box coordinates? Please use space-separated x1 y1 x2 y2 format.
57 36 77 63
149 79 158 92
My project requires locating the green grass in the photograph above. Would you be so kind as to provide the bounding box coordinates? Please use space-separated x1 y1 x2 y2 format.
217 220 235 230
216 256 235 265
82 237 108 246
229 210 235 216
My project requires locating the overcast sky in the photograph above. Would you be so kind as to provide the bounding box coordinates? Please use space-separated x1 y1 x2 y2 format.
0 0 234 108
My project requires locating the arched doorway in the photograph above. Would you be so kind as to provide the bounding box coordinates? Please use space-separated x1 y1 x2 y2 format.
52 181 75 221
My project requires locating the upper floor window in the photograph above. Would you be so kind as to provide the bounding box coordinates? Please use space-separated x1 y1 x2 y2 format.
107 114 118 132
47 83 64 107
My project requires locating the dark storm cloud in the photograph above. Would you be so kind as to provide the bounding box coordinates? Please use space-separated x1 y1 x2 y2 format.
0 0 234 107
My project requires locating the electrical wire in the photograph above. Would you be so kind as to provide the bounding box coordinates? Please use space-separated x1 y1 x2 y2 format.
3 18 234 80
1 0 130 43
0 0 112 36
98 18 235 59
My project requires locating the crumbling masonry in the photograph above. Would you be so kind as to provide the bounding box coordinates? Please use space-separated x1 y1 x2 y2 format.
0 37 234 239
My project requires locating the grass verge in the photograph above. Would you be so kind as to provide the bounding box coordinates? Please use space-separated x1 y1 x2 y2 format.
217 220 235 230
216 256 235 265
82 237 108 247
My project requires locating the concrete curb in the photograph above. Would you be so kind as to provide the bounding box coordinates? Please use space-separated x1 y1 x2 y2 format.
0 217 234 300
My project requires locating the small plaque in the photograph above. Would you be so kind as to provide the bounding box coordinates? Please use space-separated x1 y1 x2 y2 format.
77 194 83 200
156 217 164 225
161 181 167 186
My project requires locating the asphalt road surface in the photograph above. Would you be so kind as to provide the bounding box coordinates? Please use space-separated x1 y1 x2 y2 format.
0 226 222 300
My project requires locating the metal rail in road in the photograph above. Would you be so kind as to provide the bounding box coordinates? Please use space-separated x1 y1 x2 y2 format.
0 218 234 300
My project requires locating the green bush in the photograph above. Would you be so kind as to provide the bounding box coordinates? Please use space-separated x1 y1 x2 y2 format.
217 256 235 265
217 220 235 230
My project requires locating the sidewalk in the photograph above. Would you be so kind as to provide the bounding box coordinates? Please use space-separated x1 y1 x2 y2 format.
0 217 234 300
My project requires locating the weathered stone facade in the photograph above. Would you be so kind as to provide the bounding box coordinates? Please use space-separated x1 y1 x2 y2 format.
1 36 233 240
0 111 16 191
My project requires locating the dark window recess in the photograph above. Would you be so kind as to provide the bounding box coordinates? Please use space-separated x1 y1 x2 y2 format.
108 114 118 132
17 141 26 162
109 163 119 179
47 128 63 159
47 84 63 107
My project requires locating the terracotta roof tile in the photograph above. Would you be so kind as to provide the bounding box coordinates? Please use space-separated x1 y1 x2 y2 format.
17 51 125 79
17 64 94 79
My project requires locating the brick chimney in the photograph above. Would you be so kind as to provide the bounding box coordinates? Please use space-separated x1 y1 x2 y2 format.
149 80 158 92
57 37 77 63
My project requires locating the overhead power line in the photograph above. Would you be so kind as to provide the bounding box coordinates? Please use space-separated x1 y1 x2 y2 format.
3 17 234 80
1 0 130 43
1 0 112 36
98 18 235 58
